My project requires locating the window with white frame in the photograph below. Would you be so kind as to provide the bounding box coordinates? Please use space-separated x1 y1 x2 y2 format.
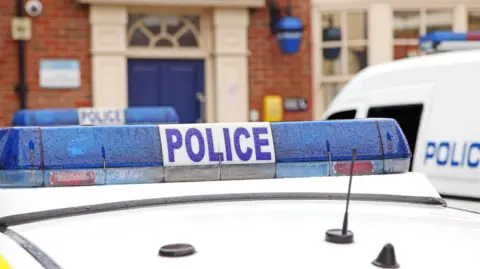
468 9 480 31
393 9 453 59
319 11 368 107
127 13 201 48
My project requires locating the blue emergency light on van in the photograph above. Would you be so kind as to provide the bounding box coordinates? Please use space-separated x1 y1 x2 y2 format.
0 119 411 187
11 106 179 126
419 31 480 54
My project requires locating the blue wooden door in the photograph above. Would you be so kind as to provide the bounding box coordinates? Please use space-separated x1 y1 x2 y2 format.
128 59 204 123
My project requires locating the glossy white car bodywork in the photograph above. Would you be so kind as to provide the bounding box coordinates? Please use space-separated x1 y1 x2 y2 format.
0 173 478 269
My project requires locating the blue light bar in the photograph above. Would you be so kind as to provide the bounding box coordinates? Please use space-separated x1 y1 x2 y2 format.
419 31 480 53
11 107 179 126
419 31 469 43
0 119 411 187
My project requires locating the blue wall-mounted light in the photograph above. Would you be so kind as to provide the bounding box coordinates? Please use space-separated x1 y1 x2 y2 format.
268 0 304 55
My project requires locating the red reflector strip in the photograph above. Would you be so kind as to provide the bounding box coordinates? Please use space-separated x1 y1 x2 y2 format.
333 161 374 176
467 33 480 40
50 171 96 186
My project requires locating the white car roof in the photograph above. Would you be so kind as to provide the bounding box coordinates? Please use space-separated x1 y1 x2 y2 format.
0 172 440 219
0 119 466 268
1 173 479 269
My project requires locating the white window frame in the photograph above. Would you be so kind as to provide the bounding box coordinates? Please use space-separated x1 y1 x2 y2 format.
317 9 368 111
313 8 369 117
393 7 457 46
319 9 368 83
467 7 480 31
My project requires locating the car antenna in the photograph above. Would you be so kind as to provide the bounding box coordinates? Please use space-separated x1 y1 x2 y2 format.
325 146 356 244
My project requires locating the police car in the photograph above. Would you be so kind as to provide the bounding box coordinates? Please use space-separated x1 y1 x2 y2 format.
323 32 480 201
1 119 480 268
11 106 179 126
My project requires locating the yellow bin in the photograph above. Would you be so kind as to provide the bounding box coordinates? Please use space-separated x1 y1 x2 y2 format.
263 95 283 122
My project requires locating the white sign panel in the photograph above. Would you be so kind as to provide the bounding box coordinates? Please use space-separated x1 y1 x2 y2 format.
77 107 126 126
39 59 81 89
159 123 276 166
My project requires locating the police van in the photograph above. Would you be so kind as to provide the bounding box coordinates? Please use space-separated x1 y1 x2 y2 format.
1 120 480 268
323 31 480 200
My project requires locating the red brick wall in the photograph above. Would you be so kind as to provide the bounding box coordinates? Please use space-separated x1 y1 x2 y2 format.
248 0 312 122
393 32 418 60
0 0 91 126
0 1 312 126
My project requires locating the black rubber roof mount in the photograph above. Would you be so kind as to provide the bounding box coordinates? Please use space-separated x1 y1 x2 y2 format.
325 228 354 244
372 243 400 268
159 243 196 258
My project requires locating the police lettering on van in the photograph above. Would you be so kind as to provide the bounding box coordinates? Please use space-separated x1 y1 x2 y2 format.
159 123 276 166
424 141 480 168
77 108 126 126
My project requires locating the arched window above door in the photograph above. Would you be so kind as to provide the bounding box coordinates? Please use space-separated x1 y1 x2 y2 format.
127 13 201 48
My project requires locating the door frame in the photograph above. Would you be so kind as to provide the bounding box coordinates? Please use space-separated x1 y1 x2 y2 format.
125 7 214 123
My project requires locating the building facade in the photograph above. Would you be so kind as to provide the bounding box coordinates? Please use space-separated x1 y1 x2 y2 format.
0 0 480 126
0 0 312 126
312 0 480 120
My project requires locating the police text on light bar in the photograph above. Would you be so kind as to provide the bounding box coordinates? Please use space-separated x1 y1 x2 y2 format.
0 119 411 187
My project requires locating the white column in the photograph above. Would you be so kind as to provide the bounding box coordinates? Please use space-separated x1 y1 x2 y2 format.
368 3 393 65
90 5 128 108
454 4 468 32
212 8 249 122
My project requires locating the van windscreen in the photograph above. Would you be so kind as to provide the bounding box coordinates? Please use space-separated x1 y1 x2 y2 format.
326 110 357 120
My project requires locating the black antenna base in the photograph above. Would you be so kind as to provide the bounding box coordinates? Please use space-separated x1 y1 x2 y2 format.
372 243 399 268
325 228 354 244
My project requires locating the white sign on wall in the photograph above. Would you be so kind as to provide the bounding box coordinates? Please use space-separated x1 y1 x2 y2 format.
39 59 81 89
